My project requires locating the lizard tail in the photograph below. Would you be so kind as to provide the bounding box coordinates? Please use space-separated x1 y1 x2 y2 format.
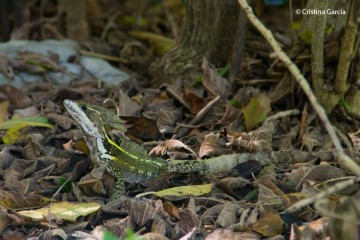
167 160 210 175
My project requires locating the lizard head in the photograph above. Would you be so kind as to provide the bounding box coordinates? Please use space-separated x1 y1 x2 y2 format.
64 99 127 135
63 99 106 139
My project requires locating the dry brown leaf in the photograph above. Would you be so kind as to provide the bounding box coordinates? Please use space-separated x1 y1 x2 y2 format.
0 213 9 234
121 116 161 141
199 133 231 158
201 204 224 225
163 202 180 219
125 199 167 236
256 178 285 197
303 164 346 184
20 51 59 69
184 87 209 114
219 177 251 191
216 203 242 227
164 79 191 110
301 130 323 152
0 85 32 108
78 173 107 196
205 229 237 240
257 184 282 206
0 190 51 210
349 132 360 151
329 196 360 239
157 108 182 134
202 58 232 96
47 113 74 130
251 212 284 237
280 193 312 208
227 123 274 152
0 101 9 122
13 106 39 117
298 217 330 237
218 102 242 125
178 209 201 234
86 0 105 29
149 139 198 159
117 89 142 116
233 160 262 179
268 74 292 103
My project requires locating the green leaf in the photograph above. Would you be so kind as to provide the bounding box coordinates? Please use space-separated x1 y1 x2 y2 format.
191 75 203 87
299 30 312 45
123 228 144 240
228 99 242 108
292 21 301 30
56 177 72 192
340 97 350 110
242 94 271 131
0 116 54 129
0 116 54 144
103 229 121 240
217 62 231 77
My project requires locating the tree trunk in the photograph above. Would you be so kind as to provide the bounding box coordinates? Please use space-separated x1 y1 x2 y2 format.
155 0 241 84
302 0 359 114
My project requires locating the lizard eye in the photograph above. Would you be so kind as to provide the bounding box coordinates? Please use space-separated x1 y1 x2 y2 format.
81 105 87 111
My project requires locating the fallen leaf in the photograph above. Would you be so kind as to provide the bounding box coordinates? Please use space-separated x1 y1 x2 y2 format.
199 133 232 158
129 31 175 56
117 89 142 116
202 58 232 96
18 202 101 222
0 101 9 122
0 85 32 108
163 202 180 219
251 212 284 237
216 203 242 227
184 87 209 114
0 116 54 144
0 190 51 210
227 123 274 152
205 229 238 240
121 116 161 141
302 164 346 183
242 94 271 131
13 106 39 117
153 183 213 201
149 139 198 159
125 199 167 236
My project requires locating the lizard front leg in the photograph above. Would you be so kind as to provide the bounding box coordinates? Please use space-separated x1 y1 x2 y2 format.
109 169 125 200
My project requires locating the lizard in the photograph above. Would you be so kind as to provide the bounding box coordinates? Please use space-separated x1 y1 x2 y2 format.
63 99 210 200
63 99 319 200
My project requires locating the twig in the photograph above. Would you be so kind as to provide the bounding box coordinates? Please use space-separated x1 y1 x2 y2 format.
283 177 359 213
298 102 308 142
265 109 300 123
174 96 221 138
237 0 360 176
80 50 128 64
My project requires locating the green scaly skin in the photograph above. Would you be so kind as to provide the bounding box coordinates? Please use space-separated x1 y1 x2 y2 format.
63 99 209 200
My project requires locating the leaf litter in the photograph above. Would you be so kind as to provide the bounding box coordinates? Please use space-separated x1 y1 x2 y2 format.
0 1 358 240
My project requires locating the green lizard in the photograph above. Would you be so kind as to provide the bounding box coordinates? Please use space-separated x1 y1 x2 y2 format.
63 99 210 200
